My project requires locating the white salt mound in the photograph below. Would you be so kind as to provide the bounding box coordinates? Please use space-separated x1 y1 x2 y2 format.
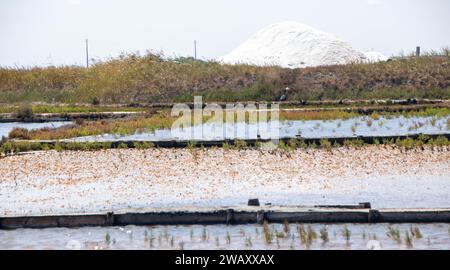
219 21 368 69
364 51 388 63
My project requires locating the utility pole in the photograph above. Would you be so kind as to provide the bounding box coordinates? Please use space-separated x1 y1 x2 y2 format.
85 39 89 68
194 40 197 60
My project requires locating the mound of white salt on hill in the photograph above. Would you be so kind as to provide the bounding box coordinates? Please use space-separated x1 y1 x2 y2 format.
219 21 367 69
364 51 389 62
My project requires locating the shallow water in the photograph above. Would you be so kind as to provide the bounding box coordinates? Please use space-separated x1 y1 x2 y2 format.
0 223 448 250
0 121 72 138
141 175 450 210
70 115 449 142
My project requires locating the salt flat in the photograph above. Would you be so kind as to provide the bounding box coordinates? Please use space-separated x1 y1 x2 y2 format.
0 146 449 216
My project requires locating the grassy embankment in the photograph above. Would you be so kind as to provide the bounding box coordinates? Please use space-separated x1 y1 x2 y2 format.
1 50 450 105
0 105 145 114
5 107 450 141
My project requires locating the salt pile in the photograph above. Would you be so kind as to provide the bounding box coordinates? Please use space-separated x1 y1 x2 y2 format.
364 51 389 62
219 21 378 68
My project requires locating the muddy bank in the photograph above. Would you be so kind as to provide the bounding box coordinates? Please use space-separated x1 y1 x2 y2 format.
0 146 449 216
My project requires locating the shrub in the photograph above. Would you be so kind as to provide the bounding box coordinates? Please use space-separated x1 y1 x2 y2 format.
319 139 332 150
13 141 32 153
395 137 418 149
278 140 293 151
234 139 247 149
133 141 154 149
16 104 34 120
117 142 129 149
75 118 85 126
0 140 13 155
65 142 87 151
387 226 401 244
30 142 43 151
102 141 112 149
92 97 100 105
54 142 64 152
429 136 449 146
222 142 230 150
370 112 380 120
308 141 318 149
187 141 196 149
141 141 155 149
85 142 102 150
9 128 31 139
41 143 51 151
288 139 299 148
343 139 365 148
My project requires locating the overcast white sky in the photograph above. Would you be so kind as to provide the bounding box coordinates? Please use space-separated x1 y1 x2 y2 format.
1 0 449 67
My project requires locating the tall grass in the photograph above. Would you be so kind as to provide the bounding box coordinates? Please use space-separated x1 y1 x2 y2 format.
1 50 449 104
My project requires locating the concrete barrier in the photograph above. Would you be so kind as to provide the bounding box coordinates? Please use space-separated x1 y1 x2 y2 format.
0 214 109 229
376 209 450 223
114 210 230 225
1 206 449 229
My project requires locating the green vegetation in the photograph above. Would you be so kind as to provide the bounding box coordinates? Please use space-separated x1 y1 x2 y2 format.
410 226 423 239
105 232 111 245
370 112 380 120
15 104 34 120
297 224 317 248
263 221 273 244
8 128 31 140
387 226 402 244
1 134 448 157
233 139 247 149
280 110 360 121
382 107 450 119
1 51 449 105
404 231 413 248
342 225 351 243
319 226 329 243
319 139 332 150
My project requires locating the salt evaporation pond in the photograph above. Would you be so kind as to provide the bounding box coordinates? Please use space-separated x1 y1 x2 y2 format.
0 121 73 138
70 115 449 142
1 223 448 250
